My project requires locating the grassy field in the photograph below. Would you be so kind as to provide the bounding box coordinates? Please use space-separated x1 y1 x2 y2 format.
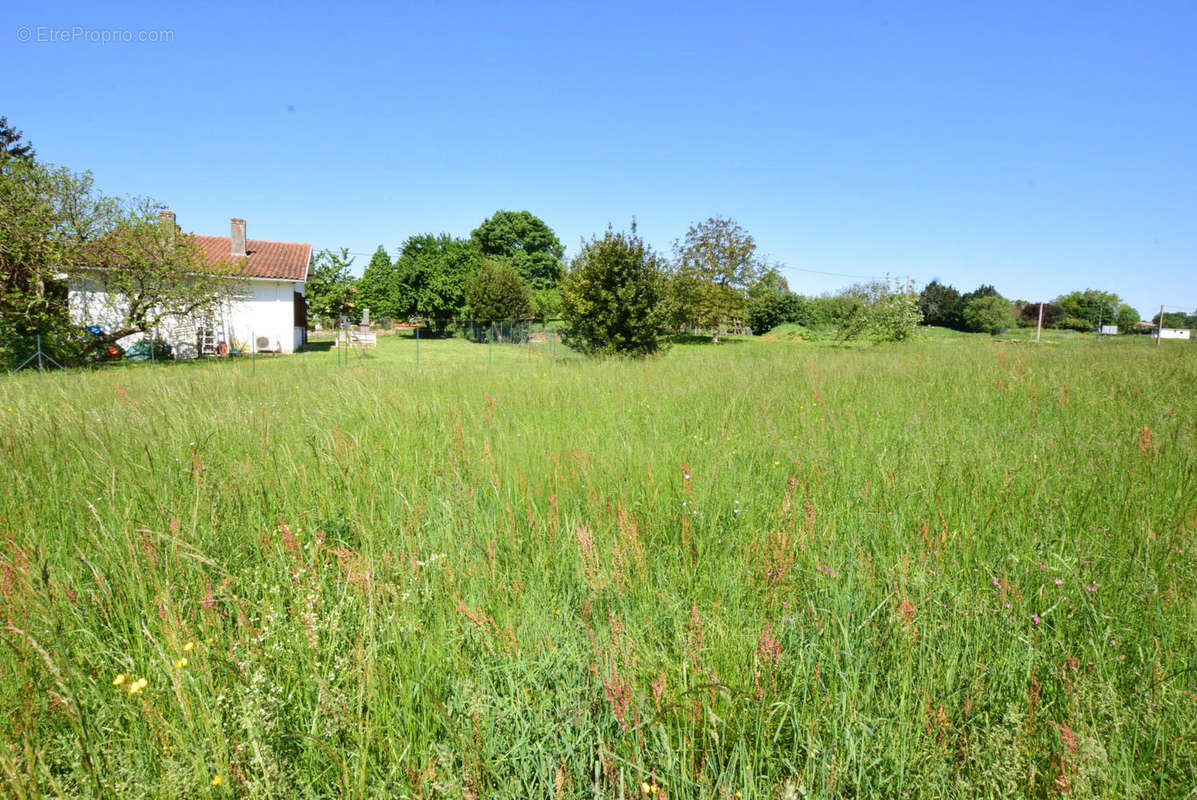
1 333 1194 798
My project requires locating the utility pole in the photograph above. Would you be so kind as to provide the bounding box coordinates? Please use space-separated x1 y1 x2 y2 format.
1157 304 1164 345
1036 302 1044 343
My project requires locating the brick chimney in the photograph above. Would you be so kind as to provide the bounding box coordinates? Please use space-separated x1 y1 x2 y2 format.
230 217 247 258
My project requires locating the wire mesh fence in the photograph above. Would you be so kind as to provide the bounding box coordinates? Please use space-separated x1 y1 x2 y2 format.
304 318 573 369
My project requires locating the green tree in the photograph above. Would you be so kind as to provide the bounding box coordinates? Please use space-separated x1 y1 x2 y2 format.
72 200 244 350
0 116 35 161
833 280 921 342
1152 310 1191 328
394 234 482 328
470 210 564 290
1 153 197 365
466 259 532 324
355 246 399 319
748 266 790 298
531 287 563 322
1114 303 1141 333
560 223 670 357
961 294 1014 335
672 216 764 340
917 280 963 328
1055 289 1123 329
306 248 357 323
747 292 807 334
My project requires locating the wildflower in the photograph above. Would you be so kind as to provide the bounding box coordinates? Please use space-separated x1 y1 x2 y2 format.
211 775 223 786
641 782 651 795
183 641 195 652
1031 614 1041 625
1054 578 1064 585
991 577 999 586
112 673 126 686
128 677 147 695
174 657 188 669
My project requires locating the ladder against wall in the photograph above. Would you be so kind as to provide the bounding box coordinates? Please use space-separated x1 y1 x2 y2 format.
169 319 226 358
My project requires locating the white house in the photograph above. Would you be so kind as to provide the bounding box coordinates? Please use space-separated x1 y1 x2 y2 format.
70 213 311 357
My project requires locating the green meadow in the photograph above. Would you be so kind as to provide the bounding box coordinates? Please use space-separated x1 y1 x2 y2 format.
0 334 1194 798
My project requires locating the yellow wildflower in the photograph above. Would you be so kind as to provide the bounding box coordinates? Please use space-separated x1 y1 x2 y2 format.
183 641 195 652
128 677 147 695
641 783 651 795
211 775 223 786
174 657 188 669
112 673 126 686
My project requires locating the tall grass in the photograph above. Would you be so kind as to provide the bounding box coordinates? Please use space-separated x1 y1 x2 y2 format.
0 336 1194 798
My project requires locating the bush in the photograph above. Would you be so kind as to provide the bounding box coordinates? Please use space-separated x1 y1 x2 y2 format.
1055 316 1092 332
465 259 532 325
961 295 1015 335
531 288 562 322
747 292 807 334
833 281 921 342
560 224 670 357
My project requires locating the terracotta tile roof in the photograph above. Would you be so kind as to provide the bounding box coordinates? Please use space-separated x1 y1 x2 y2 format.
193 235 311 282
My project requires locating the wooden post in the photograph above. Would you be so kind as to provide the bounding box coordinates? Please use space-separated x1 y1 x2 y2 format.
1036 302 1044 343
1157 305 1164 345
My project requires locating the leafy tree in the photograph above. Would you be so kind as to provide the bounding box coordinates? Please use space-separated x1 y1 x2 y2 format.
355 246 399 320
306 248 357 323
1114 304 1140 333
917 280 962 328
470 210 564 290
661 272 707 332
0 116 35 161
72 200 243 350
961 294 1014 335
747 291 807 334
748 266 790 298
833 280 921 342
1152 310 1192 329
1055 289 1123 329
531 287 563 322
465 259 532 324
394 234 482 328
560 223 670 357
1 153 125 365
1017 301 1065 328
672 216 764 340
960 284 999 306
743 265 802 335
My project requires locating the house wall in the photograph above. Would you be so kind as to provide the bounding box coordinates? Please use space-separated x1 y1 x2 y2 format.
68 277 304 357
224 280 300 354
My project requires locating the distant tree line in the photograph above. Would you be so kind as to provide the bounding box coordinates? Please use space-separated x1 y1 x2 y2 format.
311 214 929 356
2 109 1180 366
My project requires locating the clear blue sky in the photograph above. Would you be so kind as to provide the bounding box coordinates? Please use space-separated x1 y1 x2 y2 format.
5 0 1195 316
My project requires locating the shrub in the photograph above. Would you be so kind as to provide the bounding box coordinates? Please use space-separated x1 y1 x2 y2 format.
560 224 670 357
833 281 922 342
465 259 532 324
961 294 1015 335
